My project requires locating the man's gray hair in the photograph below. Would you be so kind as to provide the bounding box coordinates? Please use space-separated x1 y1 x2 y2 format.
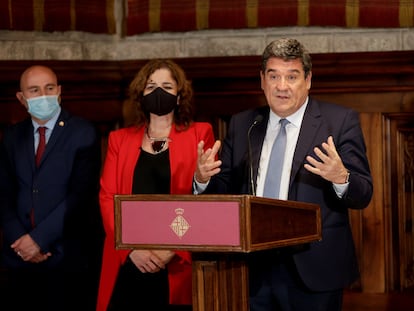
261 38 312 78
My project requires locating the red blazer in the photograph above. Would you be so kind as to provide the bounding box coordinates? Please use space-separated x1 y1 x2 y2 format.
96 122 215 311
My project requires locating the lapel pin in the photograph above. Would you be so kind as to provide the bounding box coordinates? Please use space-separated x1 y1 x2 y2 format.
59 121 64 127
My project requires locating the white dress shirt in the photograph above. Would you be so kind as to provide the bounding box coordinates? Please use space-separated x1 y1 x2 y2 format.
256 100 307 199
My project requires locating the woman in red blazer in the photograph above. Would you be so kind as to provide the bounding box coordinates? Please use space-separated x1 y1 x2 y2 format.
97 59 216 311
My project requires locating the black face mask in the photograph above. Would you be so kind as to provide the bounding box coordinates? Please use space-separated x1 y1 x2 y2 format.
141 87 178 116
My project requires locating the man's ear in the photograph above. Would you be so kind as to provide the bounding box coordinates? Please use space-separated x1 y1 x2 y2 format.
16 92 27 108
57 85 62 103
260 71 265 90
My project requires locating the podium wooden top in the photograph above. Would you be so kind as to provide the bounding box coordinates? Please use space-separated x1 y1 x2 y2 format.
114 194 321 253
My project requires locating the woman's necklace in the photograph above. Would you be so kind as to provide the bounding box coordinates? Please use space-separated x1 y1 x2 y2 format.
146 127 171 153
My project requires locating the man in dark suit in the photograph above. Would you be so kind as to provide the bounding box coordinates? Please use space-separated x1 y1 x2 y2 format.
0 65 104 310
195 38 373 310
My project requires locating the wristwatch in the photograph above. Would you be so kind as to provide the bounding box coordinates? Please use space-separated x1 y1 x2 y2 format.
345 171 350 183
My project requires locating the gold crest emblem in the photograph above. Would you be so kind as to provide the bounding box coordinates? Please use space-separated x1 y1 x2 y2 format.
170 208 190 238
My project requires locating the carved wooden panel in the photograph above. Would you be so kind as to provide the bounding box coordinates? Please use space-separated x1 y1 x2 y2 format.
383 114 414 291
400 129 414 289
350 113 386 292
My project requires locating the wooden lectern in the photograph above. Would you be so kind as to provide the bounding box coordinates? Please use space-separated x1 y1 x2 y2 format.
114 194 321 311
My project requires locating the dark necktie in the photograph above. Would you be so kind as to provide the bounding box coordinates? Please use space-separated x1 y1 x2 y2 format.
263 119 289 199
35 127 46 166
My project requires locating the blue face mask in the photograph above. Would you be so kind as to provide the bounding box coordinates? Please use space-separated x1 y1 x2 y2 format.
26 95 60 120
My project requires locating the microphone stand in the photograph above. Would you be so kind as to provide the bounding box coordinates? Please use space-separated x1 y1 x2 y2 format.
247 115 263 196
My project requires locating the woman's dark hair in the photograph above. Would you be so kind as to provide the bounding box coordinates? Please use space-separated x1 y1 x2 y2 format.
126 59 194 130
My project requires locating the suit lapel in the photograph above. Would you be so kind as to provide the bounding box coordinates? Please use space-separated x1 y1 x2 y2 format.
290 99 322 188
21 120 36 170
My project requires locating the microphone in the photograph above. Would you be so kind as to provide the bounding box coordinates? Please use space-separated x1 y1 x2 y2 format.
247 114 263 196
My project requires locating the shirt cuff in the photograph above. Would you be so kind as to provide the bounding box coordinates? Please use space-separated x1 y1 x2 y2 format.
193 174 209 194
332 182 349 199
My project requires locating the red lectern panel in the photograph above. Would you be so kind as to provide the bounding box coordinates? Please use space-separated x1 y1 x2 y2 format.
120 200 240 246
114 194 321 252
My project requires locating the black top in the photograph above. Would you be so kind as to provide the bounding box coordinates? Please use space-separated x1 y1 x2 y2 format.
132 148 171 194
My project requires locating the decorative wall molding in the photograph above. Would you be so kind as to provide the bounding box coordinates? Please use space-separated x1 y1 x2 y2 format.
0 26 413 60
